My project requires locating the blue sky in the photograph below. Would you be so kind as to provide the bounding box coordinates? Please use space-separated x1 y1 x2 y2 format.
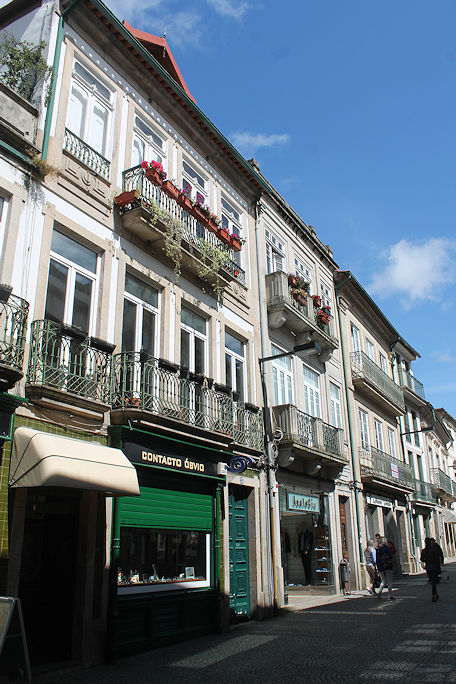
5 0 456 415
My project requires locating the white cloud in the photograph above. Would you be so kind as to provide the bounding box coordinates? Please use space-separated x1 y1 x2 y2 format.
229 131 290 156
431 351 456 364
206 0 251 20
369 237 456 308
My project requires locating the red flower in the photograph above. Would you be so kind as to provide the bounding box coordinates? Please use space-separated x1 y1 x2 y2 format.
140 161 149 169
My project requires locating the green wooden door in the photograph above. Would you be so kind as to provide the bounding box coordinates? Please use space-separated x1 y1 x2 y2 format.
229 488 250 618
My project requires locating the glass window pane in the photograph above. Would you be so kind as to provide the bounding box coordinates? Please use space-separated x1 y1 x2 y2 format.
72 273 92 331
271 345 291 370
235 359 244 401
181 330 190 368
132 136 145 167
89 103 107 155
125 273 158 307
67 86 86 138
74 62 110 100
45 260 68 322
194 337 205 374
225 332 244 356
122 299 136 351
225 353 232 389
221 197 240 222
181 307 206 335
51 230 97 273
141 308 155 357
134 117 163 149
183 161 205 189
272 366 279 405
286 375 292 403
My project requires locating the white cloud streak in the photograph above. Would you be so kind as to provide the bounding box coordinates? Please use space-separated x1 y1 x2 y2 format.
369 238 456 308
230 131 290 156
206 0 251 20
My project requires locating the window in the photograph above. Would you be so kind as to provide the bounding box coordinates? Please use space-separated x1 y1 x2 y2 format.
387 427 397 458
221 197 243 266
365 338 375 361
66 60 114 158
412 411 420 447
45 228 98 333
271 345 293 406
132 115 166 169
225 331 245 402
0 196 7 242
180 307 207 373
374 419 384 452
294 255 312 288
303 366 320 417
379 352 388 374
265 228 285 274
122 273 159 356
359 409 370 450
330 383 342 428
404 411 412 443
182 160 207 205
351 324 360 352
320 281 332 308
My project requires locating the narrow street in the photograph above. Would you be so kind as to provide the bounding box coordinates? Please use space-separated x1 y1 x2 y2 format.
37 565 456 684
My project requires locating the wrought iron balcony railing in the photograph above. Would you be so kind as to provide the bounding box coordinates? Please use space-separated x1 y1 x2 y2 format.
64 128 111 181
351 351 405 413
359 446 414 488
272 404 346 462
120 166 245 286
399 369 425 400
412 479 435 504
27 320 113 404
431 467 456 499
112 352 263 451
0 290 29 375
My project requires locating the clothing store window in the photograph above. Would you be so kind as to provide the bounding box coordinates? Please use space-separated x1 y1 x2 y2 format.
265 228 284 274
330 382 342 428
374 419 384 452
131 115 166 169
271 345 293 406
303 366 320 418
359 409 370 450
180 307 207 374
225 331 245 402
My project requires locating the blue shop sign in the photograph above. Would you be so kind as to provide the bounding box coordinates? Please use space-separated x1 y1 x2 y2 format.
287 492 320 513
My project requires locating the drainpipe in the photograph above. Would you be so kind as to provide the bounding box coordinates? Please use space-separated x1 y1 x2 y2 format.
254 199 278 610
334 276 364 569
42 0 84 160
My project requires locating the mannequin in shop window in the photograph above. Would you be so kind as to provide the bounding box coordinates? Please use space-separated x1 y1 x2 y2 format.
298 525 313 585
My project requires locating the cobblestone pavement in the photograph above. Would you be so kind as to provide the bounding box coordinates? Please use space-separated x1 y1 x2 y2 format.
36 565 456 684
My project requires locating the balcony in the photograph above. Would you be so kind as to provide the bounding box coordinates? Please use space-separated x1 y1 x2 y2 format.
265 272 338 359
64 128 111 181
116 166 245 288
351 351 405 416
26 320 113 416
271 404 347 478
359 446 414 491
431 468 456 503
399 368 426 406
111 352 263 454
412 479 436 505
0 290 29 389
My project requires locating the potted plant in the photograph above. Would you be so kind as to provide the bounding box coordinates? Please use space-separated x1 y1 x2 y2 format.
114 189 138 207
288 274 300 287
207 214 221 233
89 336 115 354
316 309 330 326
216 226 230 244
143 160 166 186
229 234 243 252
158 357 179 373
311 294 322 308
177 187 194 212
214 382 231 396
161 179 179 200
0 284 13 302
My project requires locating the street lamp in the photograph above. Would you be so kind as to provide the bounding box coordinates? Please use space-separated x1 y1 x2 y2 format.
258 341 321 609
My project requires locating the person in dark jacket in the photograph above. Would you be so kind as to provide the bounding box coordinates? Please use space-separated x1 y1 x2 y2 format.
375 537 395 601
421 538 443 601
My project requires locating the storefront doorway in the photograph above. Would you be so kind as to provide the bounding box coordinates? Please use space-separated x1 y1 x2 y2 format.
228 486 250 619
18 490 80 665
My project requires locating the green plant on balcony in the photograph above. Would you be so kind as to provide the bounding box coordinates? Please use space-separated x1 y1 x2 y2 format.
196 240 231 298
0 32 52 103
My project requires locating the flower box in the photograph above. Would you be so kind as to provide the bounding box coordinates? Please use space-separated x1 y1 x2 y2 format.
311 295 322 308
161 180 179 200
178 193 194 212
114 190 137 207
230 236 242 252
316 310 330 325
288 274 300 287
207 218 219 233
192 204 209 227
216 227 230 244
145 168 163 186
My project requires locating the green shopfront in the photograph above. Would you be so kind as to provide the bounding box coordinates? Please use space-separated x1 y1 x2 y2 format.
108 428 226 658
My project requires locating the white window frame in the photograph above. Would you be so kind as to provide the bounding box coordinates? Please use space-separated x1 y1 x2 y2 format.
330 382 342 428
388 427 397 458
66 59 115 159
379 352 388 374
180 308 207 374
374 418 384 452
182 159 207 205
271 345 293 406
351 324 361 353
293 255 312 289
365 338 375 361
131 113 166 170
265 228 285 274
225 330 246 401
221 197 243 267
303 365 320 418
122 274 159 356
359 409 370 450
320 281 332 308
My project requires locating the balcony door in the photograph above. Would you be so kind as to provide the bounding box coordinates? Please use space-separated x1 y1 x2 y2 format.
180 307 207 427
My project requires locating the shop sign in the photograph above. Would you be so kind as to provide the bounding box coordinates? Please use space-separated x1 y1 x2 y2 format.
122 441 221 477
287 492 320 513
391 463 399 479
366 494 393 509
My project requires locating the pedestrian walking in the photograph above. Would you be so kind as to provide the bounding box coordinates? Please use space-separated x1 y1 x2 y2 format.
364 539 377 595
421 537 443 602
375 537 395 601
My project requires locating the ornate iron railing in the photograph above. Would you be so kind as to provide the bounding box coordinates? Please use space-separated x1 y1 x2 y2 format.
64 128 111 180
431 467 455 497
351 351 405 412
412 479 435 504
0 291 29 372
120 166 246 286
112 352 263 451
359 446 414 487
272 404 346 461
399 369 425 399
27 320 112 404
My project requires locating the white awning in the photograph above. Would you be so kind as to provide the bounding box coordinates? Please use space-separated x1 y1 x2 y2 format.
441 507 456 524
9 427 140 496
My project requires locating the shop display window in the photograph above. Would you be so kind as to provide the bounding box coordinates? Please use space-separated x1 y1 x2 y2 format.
118 528 211 594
